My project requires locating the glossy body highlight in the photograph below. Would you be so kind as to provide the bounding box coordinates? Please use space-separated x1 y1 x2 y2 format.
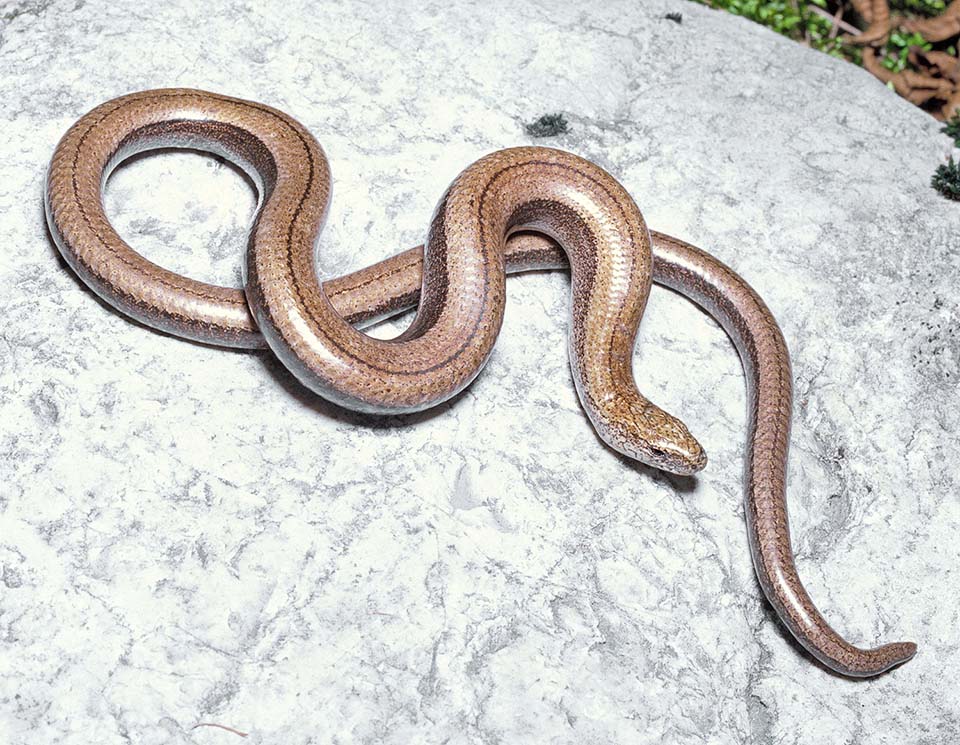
44 89 915 676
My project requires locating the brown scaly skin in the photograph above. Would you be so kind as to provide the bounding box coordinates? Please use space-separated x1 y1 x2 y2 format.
650 233 916 677
45 89 916 677
316 231 921 677
46 89 704 475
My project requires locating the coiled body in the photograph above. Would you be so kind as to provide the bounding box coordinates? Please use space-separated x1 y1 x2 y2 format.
44 89 915 677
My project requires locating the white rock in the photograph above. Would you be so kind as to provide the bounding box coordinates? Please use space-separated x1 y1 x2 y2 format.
0 0 957 743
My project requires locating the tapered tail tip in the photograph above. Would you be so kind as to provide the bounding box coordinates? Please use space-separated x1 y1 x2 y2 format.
820 640 917 677
890 641 918 664
861 641 917 676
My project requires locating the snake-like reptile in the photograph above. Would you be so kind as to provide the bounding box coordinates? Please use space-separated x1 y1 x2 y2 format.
44 89 915 677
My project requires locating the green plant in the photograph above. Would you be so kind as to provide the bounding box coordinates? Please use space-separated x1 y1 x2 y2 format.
891 0 946 16
696 1 852 58
696 0 950 62
699 0 808 37
881 30 932 71
699 0 960 199
943 113 960 144
932 157 960 199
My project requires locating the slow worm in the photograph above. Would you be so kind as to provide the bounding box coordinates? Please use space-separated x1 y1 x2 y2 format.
44 89 915 677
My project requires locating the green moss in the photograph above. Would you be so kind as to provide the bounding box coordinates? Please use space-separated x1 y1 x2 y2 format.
697 0 806 37
694 0 946 65
694 0 851 58
932 158 960 200
697 0 946 27
942 114 960 146
526 113 569 138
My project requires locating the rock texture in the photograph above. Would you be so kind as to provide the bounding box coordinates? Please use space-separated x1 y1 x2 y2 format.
1 0 958 743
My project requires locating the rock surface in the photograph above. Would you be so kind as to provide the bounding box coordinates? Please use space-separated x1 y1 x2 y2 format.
1 0 958 742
